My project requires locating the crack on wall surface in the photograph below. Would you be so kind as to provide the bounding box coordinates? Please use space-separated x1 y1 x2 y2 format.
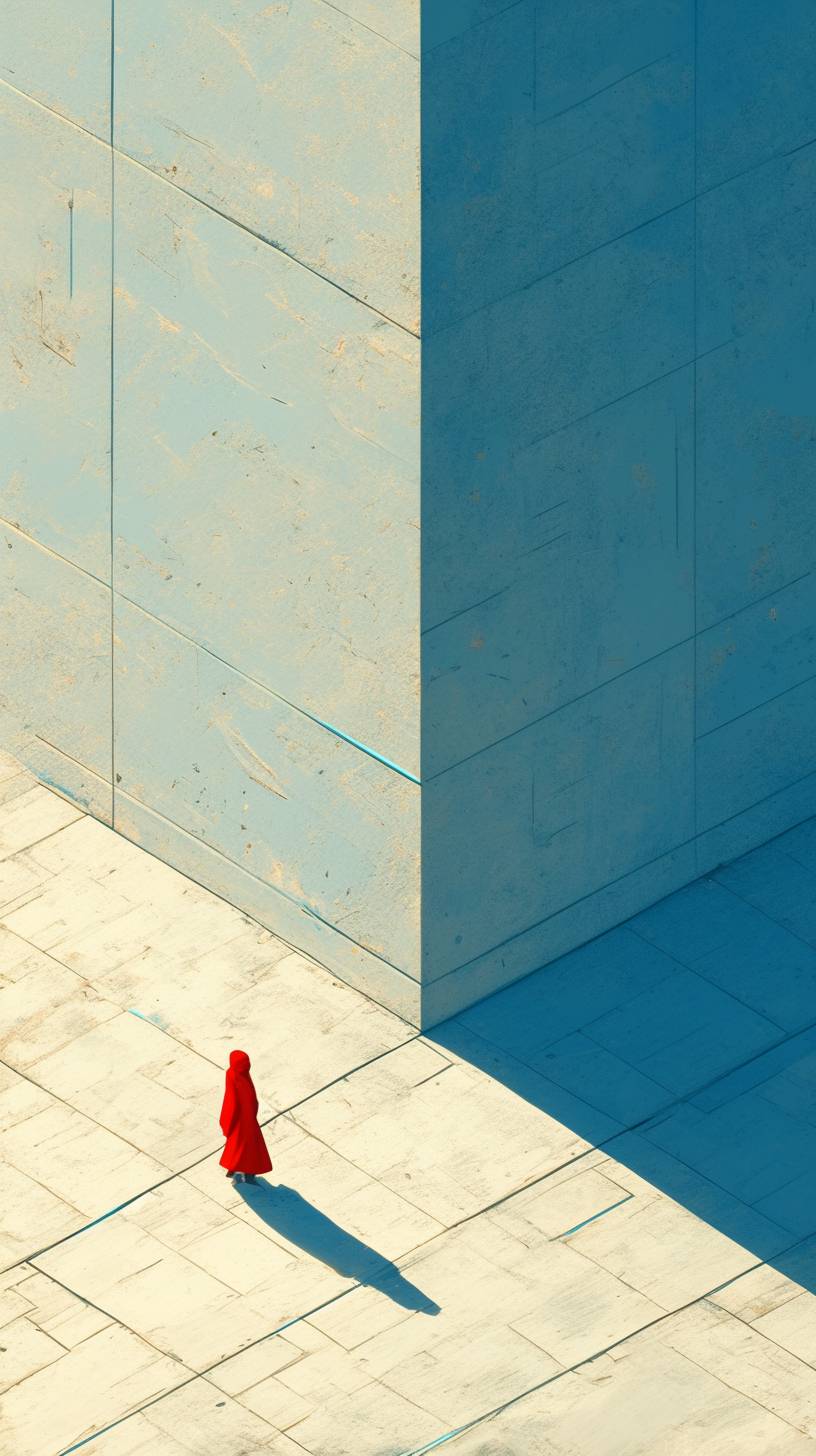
0 75 419 341
317 0 419 60
116 591 420 785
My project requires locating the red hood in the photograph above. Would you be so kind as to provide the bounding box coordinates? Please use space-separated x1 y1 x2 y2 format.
229 1050 251 1075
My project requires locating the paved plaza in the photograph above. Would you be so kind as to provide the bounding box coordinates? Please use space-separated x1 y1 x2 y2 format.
3 747 816 1455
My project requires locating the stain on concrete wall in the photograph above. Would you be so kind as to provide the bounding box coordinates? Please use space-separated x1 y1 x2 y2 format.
421 0 816 1023
1 3 421 1021
115 0 419 331
1 0 110 136
0 82 112 820
2 1 813 1028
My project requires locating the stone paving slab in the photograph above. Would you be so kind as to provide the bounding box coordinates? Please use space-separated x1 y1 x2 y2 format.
75 1383 308 1456
0 1264 186 1456
0 1061 169 1266
442 1309 816 1456
3 756 816 1454
2 810 411 1100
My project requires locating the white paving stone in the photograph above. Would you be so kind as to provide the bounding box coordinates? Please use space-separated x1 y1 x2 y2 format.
443 1309 816 1456
0 1062 168 1266
0 1266 186 1456
0 783 83 860
293 1037 595 1224
3 761 816 1454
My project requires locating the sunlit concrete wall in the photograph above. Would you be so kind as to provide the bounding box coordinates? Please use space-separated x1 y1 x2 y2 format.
0 3 422 1021
421 0 816 1022
2 2 814 1029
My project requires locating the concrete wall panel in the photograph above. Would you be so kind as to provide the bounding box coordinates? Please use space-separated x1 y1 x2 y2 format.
424 644 695 981
337 1 418 55
114 161 419 779
697 0 816 191
424 367 695 776
0 525 112 817
423 0 693 333
113 596 419 978
418 0 815 1021
112 794 420 1023
2 0 814 1027
423 206 694 637
0 88 111 581
115 0 419 330
696 148 816 629
422 1 523 53
697 678 816 835
696 576 816 742
0 2 109 137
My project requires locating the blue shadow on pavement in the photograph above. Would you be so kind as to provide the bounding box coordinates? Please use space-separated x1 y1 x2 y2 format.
428 823 816 1294
238 1180 441 1315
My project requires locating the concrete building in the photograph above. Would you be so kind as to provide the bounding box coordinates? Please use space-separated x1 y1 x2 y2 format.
1 1 814 1026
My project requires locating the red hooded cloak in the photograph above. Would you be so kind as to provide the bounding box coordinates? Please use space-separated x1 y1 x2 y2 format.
219 1049 273 1175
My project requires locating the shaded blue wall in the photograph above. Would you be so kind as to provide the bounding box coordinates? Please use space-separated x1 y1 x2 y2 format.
2 2 814 1029
421 0 816 1022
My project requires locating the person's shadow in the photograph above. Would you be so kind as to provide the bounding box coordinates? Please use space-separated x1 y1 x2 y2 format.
237 1180 440 1315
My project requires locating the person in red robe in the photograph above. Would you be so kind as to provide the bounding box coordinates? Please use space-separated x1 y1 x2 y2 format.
219 1049 273 1182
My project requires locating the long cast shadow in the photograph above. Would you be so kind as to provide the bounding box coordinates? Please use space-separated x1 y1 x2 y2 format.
428 824 816 1296
238 1180 440 1315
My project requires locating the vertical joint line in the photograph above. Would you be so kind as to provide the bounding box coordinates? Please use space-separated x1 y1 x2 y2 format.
109 0 116 828
68 191 74 299
692 0 698 855
674 416 680 551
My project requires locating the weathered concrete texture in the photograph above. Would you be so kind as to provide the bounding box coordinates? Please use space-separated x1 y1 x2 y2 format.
109 147 420 1012
0 525 113 823
113 594 420 1010
114 159 419 778
4 767 816 1453
0 0 110 137
0 88 111 581
420 0 816 1019
2 2 815 1026
1 0 421 1017
0 85 113 821
115 0 420 330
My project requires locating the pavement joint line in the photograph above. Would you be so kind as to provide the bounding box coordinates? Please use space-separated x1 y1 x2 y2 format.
432 998 816 1184
7 787 816 1446
285 1112 449 1229
713 873 816 960
64 1215 810 1456
718 1292 816 1378
56 1373 201 1456
0 813 86 877
672 1342 813 1433
13 1047 816 1446
397 1226 816 1456
124 1008 226 1069
53 1282 374 1456
11 992 810 1280
0 1054 177 1183
625 922 790 1032
551 1193 635 1240
4 1033 421 1273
